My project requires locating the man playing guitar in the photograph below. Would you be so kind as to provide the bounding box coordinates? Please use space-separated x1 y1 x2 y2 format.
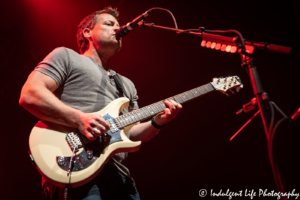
20 7 182 200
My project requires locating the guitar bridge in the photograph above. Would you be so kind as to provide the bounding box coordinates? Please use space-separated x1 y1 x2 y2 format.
66 132 82 150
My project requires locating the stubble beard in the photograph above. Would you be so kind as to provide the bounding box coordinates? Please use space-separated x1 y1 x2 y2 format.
100 39 121 55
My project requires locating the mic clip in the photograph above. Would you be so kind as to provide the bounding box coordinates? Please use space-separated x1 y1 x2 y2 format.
198 26 206 33
137 20 154 28
236 93 269 115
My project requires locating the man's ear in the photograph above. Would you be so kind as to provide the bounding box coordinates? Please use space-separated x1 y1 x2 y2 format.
83 28 91 39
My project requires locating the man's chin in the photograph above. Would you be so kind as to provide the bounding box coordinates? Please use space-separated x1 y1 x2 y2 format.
106 44 121 56
101 41 121 52
113 41 122 54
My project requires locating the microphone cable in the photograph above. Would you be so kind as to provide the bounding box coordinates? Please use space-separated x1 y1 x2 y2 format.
151 7 178 29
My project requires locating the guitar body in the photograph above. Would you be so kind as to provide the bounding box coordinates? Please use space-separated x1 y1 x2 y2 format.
29 97 141 188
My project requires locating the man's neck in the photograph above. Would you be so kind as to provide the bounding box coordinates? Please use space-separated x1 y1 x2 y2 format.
83 48 110 73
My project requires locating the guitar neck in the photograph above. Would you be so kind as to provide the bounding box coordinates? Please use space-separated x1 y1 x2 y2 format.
115 83 215 129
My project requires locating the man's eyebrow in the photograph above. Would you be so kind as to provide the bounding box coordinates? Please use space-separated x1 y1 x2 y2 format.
104 19 120 27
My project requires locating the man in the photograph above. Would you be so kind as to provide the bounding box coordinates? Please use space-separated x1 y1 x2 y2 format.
20 7 182 200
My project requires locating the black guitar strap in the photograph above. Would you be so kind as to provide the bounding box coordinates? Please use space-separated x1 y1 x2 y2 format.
113 73 134 109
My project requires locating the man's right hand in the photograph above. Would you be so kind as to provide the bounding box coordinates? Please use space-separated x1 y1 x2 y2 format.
78 113 111 140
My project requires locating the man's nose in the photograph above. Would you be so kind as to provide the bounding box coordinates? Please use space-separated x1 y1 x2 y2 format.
114 26 120 32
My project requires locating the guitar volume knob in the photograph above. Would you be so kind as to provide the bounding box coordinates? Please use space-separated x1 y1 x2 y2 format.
87 150 93 160
57 156 65 166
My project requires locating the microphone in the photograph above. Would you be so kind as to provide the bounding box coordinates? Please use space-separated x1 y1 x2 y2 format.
116 8 154 38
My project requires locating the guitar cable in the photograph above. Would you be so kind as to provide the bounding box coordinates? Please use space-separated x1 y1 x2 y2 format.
64 187 68 200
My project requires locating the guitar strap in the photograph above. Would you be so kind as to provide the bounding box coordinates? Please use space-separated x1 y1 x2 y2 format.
85 56 134 108
113 73 134 109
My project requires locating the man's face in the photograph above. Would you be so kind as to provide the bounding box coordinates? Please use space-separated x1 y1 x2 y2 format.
89 13 121 54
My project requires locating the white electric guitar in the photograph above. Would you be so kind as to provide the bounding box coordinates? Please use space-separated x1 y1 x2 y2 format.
29 76 242 188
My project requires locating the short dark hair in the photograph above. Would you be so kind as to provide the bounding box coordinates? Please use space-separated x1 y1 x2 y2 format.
77 7 119 54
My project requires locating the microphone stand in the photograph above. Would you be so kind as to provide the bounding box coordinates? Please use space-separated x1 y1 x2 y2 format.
139 21 294 54
139 20 295 200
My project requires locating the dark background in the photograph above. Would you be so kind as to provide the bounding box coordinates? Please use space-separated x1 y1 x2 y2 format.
1 0 299 199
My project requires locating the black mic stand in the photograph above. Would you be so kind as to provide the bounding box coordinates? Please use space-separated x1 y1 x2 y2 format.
238 50 289 200
241 52 271 139
139 20 296 200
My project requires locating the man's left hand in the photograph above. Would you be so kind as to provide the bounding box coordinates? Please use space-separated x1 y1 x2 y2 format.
154 100 182 126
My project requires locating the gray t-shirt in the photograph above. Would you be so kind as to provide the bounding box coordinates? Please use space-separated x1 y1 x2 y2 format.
35 47 139 178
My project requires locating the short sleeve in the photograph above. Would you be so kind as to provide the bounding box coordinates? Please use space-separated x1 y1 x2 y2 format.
34 47 70 86
130 85 139 110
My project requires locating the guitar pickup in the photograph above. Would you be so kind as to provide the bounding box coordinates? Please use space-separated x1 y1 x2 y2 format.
66 132 83 150
106 118 119 133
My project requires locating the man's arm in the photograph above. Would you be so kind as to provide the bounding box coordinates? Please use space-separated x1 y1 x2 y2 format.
129 100 182 143
19 71 110 140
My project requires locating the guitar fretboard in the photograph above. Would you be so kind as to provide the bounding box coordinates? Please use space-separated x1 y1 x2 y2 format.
114 83 215 129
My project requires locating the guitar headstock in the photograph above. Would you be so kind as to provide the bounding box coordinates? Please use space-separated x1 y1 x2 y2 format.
211 76 243 94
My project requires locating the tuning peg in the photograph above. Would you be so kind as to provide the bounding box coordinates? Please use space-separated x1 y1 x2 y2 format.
226 93 230 97
236 86 243 92
230 90 235 94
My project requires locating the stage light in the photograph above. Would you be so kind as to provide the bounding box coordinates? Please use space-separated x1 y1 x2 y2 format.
211 42 216 49
206 41 212 48
221 44 226 51
226 45 231 52
215 43 221 50
231 46 237 53
200 40 249 55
